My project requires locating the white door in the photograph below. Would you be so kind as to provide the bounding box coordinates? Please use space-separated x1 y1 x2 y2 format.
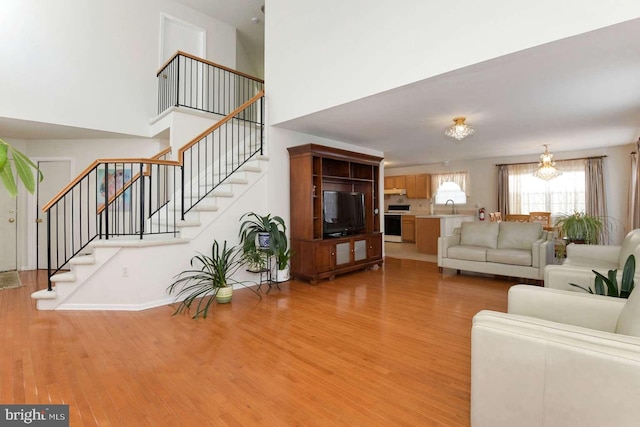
36 160 71 269
0 190 17 272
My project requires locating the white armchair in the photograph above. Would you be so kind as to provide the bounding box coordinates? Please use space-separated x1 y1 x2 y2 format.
544 229 640 292
471 285 640 427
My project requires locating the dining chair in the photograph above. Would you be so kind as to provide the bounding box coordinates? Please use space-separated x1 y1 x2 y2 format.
493 212 502 222
529 212 551 227
489 212 496 222
504 214 530 222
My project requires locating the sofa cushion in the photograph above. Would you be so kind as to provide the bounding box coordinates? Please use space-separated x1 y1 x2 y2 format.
447 246 488 262
497 222 542 250
616 288 640 337
459 222 500 249
486 248 532 266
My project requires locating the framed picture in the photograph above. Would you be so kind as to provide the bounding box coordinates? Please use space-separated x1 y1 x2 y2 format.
98 166 133 210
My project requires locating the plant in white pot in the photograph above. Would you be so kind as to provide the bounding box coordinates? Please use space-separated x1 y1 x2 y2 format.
167 240 260 319
275 247 292 283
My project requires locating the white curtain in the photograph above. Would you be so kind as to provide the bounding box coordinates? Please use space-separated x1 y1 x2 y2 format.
431 171 469 195
506 159 587 221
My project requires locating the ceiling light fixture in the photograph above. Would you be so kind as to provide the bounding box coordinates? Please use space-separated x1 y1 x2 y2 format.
444 117 474 140
533 144 562 181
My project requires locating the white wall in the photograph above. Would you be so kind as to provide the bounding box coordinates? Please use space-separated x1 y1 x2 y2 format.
266 0 640 125
0 0 237 136
265 125 384 239
386 144 634 244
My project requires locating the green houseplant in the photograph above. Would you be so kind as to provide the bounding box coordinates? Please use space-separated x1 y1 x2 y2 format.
238 212 287 255
275 247 292 282
570 254 635 298
243 246 267 272
167 240 260 318
554 212 604 244
0 138 43 196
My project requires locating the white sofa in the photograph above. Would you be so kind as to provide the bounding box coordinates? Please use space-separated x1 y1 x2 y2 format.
471 285 640 427
545 229 640 292
438 221 555 280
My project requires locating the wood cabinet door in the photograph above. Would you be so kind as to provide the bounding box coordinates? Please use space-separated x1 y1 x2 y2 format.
416 174 430 199
384 176 395 190
405 175 417 198
367 233 382 260
315 241 335 272
402 216 416 242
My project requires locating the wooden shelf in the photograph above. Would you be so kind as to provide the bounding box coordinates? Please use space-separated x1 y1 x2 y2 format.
288 144 384 284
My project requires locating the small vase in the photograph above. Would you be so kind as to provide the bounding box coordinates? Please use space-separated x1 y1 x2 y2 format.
216 287 233 304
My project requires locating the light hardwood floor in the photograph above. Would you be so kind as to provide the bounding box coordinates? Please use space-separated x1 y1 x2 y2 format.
2 261 515 426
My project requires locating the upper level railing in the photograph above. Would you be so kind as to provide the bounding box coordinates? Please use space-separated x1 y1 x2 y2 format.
157 51 264 117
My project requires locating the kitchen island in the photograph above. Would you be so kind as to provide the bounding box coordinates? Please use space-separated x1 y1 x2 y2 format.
415 214 475 255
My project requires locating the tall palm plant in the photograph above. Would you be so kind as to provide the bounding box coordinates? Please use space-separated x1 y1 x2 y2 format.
0 138 43 196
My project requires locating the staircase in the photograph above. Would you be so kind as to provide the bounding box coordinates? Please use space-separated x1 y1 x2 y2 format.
31 53 267 310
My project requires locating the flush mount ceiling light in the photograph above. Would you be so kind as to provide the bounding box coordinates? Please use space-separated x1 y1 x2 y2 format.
533 144 562 181
444 117 475 140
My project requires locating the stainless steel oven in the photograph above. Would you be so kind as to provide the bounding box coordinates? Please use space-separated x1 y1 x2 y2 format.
384 204 411 243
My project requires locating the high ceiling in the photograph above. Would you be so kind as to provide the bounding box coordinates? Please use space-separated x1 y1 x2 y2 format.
275 18 640 168
4 4 639 170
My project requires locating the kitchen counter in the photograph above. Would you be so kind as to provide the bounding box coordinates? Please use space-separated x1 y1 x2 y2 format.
415 215 475 255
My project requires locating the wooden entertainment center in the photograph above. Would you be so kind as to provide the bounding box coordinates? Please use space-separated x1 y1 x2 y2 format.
288 144 383 284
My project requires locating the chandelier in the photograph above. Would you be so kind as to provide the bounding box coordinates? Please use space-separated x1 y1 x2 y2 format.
533 144 562 181
444 117 475 140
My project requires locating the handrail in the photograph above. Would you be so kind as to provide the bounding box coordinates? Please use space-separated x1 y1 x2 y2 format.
42 158 180 212
42 61 264 292
178 90 265 164
157 51 264 83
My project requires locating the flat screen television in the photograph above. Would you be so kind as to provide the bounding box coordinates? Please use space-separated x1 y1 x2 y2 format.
323 191 366 237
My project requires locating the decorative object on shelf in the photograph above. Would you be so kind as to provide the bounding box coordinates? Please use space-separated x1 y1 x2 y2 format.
533 144 562 181
570 254 635 298
554 211 604 244
166 240 260 319
444 117 475 140
0 138 43 197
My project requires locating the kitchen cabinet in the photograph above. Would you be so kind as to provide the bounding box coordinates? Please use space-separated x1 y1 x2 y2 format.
415 215 474 255
402 215 416 242
384 175 406 190
405 174 431 199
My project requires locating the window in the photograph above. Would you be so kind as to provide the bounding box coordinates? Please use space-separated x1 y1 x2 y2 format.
431 171 469 204
507 159 586 217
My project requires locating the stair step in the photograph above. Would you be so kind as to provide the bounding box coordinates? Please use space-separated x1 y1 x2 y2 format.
31 288 58 300
70 255 96 265
51 271 76 282
211 189 234 198
227 177 249 185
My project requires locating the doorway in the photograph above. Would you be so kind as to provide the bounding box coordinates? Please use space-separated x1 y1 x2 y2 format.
0 190 17 272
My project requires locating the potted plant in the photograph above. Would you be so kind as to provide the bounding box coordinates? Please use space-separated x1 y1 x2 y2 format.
1 138 43 196
244 246 267 273
238 212 287 256
167 240 260 319
554 212 604 244
274 247 292 282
